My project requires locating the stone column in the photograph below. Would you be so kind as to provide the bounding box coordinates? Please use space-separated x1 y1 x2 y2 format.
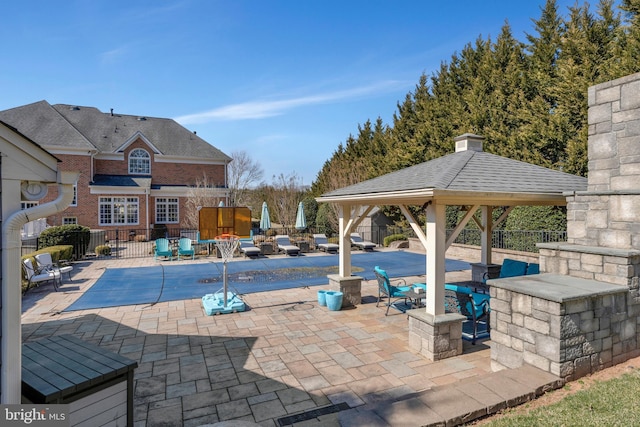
327 274 362 308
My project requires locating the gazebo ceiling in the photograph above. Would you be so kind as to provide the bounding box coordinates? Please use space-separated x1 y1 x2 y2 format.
317 134 588 207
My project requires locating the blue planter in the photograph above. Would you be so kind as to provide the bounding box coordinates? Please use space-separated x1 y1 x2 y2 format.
317 290 328 306
325 291 343 311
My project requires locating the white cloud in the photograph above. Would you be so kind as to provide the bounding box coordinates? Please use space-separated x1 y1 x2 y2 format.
99 46 129 65
174 80 407 124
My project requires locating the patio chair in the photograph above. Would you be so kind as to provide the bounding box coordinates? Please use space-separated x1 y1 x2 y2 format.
350 233 376 251
374 266 413 315
275 235 300 256
34 252 73 283
154 238 174 261
444 284 490 344
177 237 195 260
526 263 540 275
239 239 261 258
482 258 528 284
312 234 339 253
22 258 61 293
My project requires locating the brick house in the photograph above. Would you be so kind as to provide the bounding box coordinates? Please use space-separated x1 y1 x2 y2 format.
0 101 231 236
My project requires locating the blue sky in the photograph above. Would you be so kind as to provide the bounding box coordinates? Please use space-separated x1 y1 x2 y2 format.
2 0 581 186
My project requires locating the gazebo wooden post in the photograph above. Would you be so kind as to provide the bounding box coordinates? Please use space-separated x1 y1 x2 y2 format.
328 203 362 308
338 203 352 277
480 206 493 265
426 202 446 316
407 201 465 360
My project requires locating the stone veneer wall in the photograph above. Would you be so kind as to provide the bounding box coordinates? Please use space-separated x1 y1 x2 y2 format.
490 283 639 381
493 72 640 380
539 72 640 281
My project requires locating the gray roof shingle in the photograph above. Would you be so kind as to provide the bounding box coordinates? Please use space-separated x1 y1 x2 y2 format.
0 101 231 161
321 150 587 198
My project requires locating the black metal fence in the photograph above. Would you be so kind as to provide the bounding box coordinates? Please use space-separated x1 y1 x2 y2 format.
21 225 568 260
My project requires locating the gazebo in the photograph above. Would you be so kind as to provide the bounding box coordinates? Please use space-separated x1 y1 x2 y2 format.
316 133 587 360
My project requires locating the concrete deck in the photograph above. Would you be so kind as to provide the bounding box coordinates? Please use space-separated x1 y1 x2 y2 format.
20 249 563 426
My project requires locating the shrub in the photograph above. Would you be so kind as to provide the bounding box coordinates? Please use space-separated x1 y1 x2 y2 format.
384 233 407 247
39 225 90 260
95 245 111 256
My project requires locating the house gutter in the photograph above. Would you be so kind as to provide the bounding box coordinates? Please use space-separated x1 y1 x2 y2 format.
1 170 79 403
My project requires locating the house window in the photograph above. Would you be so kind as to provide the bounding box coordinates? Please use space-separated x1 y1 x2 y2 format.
156 197 179 223
99 197 139 225
63 217 77 225
129 148 150 174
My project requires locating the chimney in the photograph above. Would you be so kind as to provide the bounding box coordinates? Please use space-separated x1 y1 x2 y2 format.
454 133 484 152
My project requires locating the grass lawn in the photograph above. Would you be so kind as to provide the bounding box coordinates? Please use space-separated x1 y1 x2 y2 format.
480 369 640 426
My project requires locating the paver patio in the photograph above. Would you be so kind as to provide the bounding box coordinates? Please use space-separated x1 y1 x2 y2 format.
20 250 555 426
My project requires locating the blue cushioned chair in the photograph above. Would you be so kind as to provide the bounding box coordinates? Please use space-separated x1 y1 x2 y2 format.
374 266 413 315
526 263 540 275
483 258 528 284
154 238 174 261
444 284 490 344
177 237 195 260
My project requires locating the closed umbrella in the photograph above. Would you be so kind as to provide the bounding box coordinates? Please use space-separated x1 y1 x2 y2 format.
295 201 307 230
260 202 271 231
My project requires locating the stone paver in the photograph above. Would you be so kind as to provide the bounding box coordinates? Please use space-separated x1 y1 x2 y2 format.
20 250 562 426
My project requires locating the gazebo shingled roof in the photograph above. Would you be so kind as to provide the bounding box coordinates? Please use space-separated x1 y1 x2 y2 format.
319 135 587 205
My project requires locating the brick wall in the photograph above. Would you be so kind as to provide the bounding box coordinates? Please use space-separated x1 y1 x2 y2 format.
39 137 227 229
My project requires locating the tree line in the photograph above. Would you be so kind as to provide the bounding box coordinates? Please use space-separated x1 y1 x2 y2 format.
306 0 640 233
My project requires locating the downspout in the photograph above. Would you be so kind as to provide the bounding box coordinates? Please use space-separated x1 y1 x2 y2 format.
1 170 79 403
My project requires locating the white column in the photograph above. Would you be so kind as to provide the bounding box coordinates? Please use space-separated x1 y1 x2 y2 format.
338 204 352 277
480 206 493 265
426 202 446 315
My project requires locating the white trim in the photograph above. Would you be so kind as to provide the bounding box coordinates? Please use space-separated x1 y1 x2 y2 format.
114 131 162 154
154 155 228 165
89 185 149 195
150 186 228 197
39 147 96 156
94 153 124 161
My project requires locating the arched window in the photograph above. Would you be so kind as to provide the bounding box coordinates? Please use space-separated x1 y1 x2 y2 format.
129 148 150 174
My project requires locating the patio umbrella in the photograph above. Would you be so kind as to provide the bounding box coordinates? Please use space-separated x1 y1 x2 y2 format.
260 201 271 231
295 201 307 230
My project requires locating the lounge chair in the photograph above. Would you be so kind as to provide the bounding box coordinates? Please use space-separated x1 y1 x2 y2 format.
177 237 195 260
313 234 339 253
350 233 376 251
22 258 60 293
374 266 413 315
275 235 300 256
239 239 261 258
444 284 490 344
34 252 73 283
154 238 174 261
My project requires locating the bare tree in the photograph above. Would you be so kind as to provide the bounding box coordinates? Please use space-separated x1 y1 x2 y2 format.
228 150 263 207
264 172 304 228
183 173 225 229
